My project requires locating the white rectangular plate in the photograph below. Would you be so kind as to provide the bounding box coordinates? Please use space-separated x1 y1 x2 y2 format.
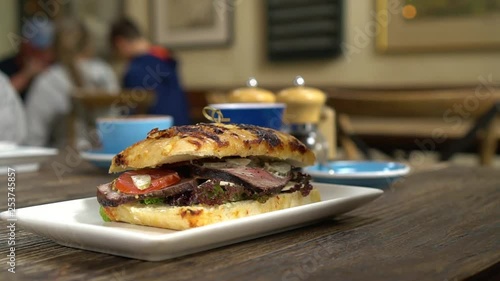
0 183 382 261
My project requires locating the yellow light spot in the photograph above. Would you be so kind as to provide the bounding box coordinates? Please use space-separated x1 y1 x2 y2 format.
402 4 417 19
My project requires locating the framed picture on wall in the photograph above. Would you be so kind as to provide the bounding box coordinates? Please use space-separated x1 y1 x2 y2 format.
376 0 500 53
267 0 343 61
151 0 232 48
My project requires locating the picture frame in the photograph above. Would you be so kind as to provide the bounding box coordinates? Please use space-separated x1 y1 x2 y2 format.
267 0 343 61
151 0 232 48
376 0 500 53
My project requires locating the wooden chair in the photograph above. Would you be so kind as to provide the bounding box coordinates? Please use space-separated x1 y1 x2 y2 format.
69 89 156 148
326 87 500 165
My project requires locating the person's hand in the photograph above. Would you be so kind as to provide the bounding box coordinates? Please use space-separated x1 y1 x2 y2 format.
22 58 47 77
10 58 49 93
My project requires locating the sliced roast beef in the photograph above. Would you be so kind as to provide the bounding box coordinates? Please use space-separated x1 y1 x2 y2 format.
97 164 311 207
191 165 291 194
97 178 197 207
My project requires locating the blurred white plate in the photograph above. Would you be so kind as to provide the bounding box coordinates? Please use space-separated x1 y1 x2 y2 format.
0 146 58 174
0 183 382 261
0 141 18 151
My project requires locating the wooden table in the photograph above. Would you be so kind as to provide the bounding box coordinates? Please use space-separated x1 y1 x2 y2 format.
1 156 499 281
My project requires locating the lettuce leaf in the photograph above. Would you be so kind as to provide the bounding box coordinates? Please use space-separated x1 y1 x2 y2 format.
99 206 111 222
141 198 164 205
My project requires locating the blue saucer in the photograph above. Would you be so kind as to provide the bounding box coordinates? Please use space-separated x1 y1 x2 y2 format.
80 150 115 169
304 161 410 188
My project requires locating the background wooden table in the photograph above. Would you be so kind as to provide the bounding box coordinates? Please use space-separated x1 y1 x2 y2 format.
0 155 499 281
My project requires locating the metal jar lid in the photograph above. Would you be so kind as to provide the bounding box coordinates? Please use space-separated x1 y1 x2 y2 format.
276 76 326 124
228 77 276 103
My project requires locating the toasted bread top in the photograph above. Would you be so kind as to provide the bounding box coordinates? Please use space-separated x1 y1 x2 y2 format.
109 123 315 172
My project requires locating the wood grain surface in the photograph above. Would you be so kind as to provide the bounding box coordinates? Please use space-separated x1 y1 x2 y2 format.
0 155 499 281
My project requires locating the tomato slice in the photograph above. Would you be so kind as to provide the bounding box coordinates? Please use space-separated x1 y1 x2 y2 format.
115 168 181 194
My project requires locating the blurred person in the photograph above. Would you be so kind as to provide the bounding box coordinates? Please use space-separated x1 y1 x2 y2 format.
0 18 55 100
110 18 191 126
25 19 119 147
0 71 27 144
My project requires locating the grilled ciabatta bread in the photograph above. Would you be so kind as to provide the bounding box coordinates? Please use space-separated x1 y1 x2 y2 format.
109 123 316 172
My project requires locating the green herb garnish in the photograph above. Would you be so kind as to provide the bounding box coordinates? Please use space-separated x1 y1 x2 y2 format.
141 198 164 205
211 184 224 199
255 195 270 203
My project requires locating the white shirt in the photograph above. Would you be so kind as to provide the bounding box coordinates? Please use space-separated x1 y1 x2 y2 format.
0 71 27 144
25 59 119 147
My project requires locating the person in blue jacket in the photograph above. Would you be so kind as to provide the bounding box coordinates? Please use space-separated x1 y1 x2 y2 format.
109 18 191 125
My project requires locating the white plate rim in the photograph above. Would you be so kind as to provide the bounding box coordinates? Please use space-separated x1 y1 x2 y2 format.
0 146 58 166
0 146 58 158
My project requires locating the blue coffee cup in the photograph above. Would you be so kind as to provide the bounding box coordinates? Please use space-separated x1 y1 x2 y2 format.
209 103 286 130
96 115 173 154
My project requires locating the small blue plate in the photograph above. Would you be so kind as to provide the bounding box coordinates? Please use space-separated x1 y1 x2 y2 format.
304 161 410 189
80 150 114 169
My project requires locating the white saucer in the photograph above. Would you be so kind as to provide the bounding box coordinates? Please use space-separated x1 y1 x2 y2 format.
80 150 115 169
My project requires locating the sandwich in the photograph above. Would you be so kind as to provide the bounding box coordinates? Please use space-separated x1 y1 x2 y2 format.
97 123 320 230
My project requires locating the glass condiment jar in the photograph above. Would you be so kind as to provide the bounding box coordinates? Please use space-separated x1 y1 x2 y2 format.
277 76 329 164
